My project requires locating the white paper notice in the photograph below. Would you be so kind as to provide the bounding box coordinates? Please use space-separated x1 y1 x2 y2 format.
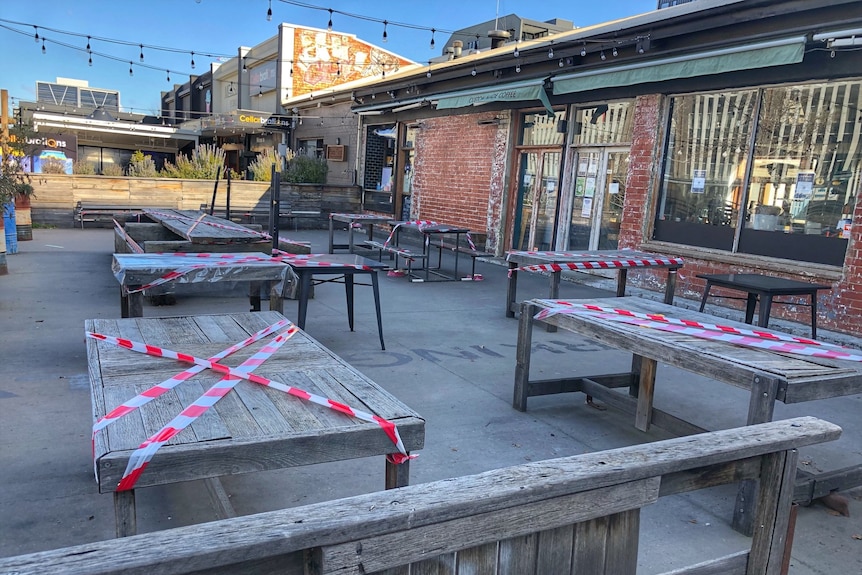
581 197 593 218
609 182 620 195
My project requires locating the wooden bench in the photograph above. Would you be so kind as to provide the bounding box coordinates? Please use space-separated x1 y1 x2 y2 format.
0 417 840 574
75 201 175 229
363 239 428 276
202 201 322 229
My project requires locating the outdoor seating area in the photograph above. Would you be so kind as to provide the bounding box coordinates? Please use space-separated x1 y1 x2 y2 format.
1 227 861 575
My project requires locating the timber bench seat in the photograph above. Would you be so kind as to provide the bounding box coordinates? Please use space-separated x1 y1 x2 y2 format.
0 417 840 575
202 201 322 228
362 239 428 275
75 201 175 229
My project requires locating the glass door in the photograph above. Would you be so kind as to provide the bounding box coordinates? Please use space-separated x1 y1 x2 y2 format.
513 149 562 251
566 148 628 250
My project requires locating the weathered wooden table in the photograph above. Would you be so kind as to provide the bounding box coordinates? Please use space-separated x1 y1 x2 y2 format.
87 311 425 537
112 252 291 317
514 296 862 534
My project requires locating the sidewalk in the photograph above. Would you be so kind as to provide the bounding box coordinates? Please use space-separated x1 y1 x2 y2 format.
0 228 860 574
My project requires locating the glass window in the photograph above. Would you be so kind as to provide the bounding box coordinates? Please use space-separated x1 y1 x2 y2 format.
573 101 634 145
520 111 566 146
297 138 324 158
362 124 396 212
654 80 861 266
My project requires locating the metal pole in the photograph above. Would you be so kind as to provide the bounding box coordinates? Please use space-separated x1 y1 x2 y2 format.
209 168 220 216
225 167 232 221
271 165 281 254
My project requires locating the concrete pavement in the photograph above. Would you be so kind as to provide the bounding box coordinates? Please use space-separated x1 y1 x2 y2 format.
0 228 860 574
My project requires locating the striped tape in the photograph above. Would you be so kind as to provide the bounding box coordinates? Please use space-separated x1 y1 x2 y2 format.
535 301 862 362
87 332 413 468
510 256 684 276
117 326 299 491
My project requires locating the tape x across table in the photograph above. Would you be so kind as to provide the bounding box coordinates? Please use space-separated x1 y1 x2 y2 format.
89 319 413 491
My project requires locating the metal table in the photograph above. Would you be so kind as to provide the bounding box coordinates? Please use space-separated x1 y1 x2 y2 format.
284 254 389 349
328 213 393 254
389 221 473 282
698 273 831 338
87 311 424 537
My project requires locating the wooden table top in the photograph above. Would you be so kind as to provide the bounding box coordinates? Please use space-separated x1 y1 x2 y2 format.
528 297 862 404
507 249 683 267
86 312 425 492
144 209 264 244
112 252 289 286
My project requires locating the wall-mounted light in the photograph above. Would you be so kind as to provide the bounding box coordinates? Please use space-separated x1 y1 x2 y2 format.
477 117 501 125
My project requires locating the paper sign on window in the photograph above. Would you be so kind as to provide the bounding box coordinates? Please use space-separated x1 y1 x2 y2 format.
691 169 706 194
581 197 593 218
795 171 815 201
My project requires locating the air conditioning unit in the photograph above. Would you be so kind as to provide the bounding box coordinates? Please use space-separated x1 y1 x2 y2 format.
325 145 346 161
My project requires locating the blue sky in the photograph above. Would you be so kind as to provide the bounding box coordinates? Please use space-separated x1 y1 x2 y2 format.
0 0 657 115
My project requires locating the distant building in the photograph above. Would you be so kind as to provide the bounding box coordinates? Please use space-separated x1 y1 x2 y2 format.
657 0 698 7
435 15 575 61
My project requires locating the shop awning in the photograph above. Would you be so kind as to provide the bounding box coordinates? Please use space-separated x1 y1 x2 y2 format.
434 78 554 115
552 36 806 95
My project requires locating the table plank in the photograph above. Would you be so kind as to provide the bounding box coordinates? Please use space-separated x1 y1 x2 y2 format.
145 209 264 244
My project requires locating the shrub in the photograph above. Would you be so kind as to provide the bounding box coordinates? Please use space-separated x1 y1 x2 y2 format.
248 148 291 182
283 155 328 184
102 164 125 177
72 160 97 175
40 158 68 174
161 144 225 179
128 150 159 178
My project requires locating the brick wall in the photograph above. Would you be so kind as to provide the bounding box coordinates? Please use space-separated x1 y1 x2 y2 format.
412 111 508 250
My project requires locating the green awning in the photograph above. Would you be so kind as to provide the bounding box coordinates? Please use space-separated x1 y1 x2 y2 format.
435 78 554 115
552 37 806 95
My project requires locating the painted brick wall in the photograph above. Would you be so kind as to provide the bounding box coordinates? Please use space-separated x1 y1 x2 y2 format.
412 111 508 250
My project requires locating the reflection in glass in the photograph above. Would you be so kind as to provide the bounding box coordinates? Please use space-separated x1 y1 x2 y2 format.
574 101 634 145
598 152 628 249
520 111 566 146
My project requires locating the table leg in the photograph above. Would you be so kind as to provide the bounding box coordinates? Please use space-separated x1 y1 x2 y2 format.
810 291 818 339
546 271 561 333
745 293 758 324
385 455 410 488
120 287 130 318
733 373 781 536
759 295 774 329
328 215 335 254
126 287 143 318
634 357 657 432
249 281 262 312
114 489 136 537
345 274 355 331
371 272 385 350
698 281 713 312
664 268 679 304
513 301 537 411
348 221 356 254
506 263 518 318
297 272 312 330
616 268 628 298
268 280 283 314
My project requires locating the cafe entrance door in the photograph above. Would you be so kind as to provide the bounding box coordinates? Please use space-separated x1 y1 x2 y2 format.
512 149 563 251
565 147 629 250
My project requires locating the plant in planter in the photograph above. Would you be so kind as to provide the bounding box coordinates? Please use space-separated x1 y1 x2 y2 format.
282 155 328 184
1 122 37 259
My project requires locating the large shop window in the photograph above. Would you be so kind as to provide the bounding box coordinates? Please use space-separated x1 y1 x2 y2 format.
654 80 861 267
362 124 396 213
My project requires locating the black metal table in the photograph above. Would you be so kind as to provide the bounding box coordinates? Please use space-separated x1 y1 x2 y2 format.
328 213 393 254
697 273 831 338
284 254 388 349
388 221 472 282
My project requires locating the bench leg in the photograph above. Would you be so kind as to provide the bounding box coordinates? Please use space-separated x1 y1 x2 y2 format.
249 281 262 312
664 267 678 304
385 455 410 488
616 268 628 297
545 271 561 332
634 357 657 432
513 301 537 411
506 264 518 318
268 281 284 314
810 292 818 339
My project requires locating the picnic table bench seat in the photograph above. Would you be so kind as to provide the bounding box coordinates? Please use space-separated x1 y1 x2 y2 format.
362 239 428 274
75 201 176 229
0 417 840 575
430 238 492 278
201 201 322 227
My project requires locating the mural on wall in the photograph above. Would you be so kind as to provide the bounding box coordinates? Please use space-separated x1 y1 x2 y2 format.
291 29 413 96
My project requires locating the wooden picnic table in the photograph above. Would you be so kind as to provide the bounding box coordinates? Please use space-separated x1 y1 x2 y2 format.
86 311 425 537
143 209 265 244
514 296 862 535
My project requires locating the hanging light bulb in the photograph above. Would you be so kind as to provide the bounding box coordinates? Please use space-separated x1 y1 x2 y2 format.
580 43 587 57
382 20 388 42
242 57 248 72
86 36 91 51
289 63 294 76
88 51 92 66
190 51 195 69
612 46 618 57
336 62 341 76
426 62 432 78
166 70 171 82
515 63 521 73
471 66 477 76
600 50 606 61
327 8 333 31
139 44 144 62
41 39 46 54
548 45 554 58
513 44 520 58
558 58 564 67
430 28 436 50
129 61 134 76
266 0 272 21
33 25 39 42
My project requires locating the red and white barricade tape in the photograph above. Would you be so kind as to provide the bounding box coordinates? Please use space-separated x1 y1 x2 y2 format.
87 332 414 479
535 301 862 361
115 326 299 490
92 318 290 437
510 256 684 277
113 220 145 254
146 209 272 241
507 250 604 259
